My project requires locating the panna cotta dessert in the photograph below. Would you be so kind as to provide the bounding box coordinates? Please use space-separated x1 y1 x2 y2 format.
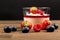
23 7 50 25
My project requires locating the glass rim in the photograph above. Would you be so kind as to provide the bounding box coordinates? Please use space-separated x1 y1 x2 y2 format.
23 7 50 9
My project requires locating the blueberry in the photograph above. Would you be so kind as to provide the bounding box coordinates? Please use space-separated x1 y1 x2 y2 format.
22 27 29 33
11 26 17 32
46 25 55 32
53 24 58 29
4 26 11 33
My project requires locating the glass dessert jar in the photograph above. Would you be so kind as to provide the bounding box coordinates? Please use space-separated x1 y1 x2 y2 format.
23 7 50 25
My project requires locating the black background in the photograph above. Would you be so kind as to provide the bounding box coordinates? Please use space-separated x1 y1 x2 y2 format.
0 0 60 20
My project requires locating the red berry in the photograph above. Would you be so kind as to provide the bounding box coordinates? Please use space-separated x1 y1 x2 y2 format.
38 10 44 15
33 24 41 32
20 21 32 29
20 21 24 28
42 20 51 30
35 9 40 13
28 22 32 29
36 9 44 15
30 7 38 14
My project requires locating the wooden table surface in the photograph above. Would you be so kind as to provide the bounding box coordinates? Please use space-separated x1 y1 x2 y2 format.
0 20 60 40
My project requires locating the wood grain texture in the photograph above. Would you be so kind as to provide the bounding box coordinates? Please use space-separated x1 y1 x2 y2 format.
0 20 60 40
